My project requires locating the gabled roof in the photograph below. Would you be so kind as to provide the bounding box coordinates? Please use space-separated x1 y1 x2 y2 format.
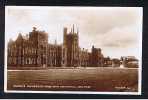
17 33 23 40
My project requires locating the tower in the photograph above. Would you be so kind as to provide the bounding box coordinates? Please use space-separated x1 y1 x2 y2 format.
62 25 80 67
73 24 74 33
63 27 67 45
29 27 48 67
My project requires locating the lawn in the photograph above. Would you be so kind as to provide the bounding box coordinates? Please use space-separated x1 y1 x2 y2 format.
7 67 138 92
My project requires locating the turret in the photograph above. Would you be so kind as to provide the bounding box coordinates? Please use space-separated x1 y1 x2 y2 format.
33 27 37 31
63 27 67 45
55 39 57 45
73 24 74 33
77 27 79 35
63 27 67 35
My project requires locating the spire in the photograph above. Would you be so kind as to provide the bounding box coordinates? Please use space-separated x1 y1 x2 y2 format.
77 27 79 34
63 27 67 35
71 28 72 33
55 39 57 45
92 45 94 49
73 24 74 33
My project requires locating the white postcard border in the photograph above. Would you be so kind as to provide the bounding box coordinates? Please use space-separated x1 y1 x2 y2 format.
4 6 143 95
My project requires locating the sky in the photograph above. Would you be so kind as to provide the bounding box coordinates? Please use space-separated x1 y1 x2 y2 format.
5 6 143 58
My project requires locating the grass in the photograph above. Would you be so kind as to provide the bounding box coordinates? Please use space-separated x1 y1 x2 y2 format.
7 67 138 92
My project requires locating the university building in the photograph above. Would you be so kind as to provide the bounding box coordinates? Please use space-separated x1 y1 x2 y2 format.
7 25 104 68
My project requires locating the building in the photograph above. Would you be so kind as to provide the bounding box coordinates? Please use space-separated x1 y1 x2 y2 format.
112 58 121 67
90 46 104 67
79 48 90 67
121 56 138 68
103 57 112 67
47 43 62 67
62 25 80 67
8 27 61 68
8 25 107 68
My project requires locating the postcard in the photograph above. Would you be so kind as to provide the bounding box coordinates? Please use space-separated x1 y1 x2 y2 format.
4 6 143 95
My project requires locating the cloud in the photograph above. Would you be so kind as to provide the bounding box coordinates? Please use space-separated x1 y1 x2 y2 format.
97 26 139 48
64 7 141 36
5 6 142 58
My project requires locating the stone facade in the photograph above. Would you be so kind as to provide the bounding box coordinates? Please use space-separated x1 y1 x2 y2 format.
121 56 138 68
7 26 104 68
62 25 80 67
79 48 90 67
90 46 104 67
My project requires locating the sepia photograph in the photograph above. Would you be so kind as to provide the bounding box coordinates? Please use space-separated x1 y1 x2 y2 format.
4 6 142 94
